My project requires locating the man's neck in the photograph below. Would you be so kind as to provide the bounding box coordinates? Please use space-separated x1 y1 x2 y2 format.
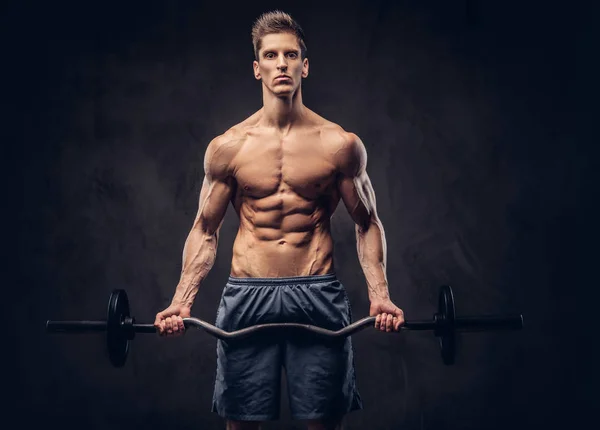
261 86 305 134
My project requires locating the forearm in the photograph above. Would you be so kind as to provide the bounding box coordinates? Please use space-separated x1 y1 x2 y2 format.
171 227 218 307
356 217 390 301
356 216 390 301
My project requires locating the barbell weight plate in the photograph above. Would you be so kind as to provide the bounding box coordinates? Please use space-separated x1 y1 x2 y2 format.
438 285 456 365
106 289 130 368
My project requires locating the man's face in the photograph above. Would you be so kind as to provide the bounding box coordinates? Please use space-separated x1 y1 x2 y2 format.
253 33 309 96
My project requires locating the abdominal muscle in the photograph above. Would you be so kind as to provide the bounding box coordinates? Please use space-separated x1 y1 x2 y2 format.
230 192 336 278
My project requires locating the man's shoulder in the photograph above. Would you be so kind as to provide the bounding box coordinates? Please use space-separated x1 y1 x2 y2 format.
205 130 243 165
310 115 365 175
203 112 263 177
316 123 364 161
204 126 250 178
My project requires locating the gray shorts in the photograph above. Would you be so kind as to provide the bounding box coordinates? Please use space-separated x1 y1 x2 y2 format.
211 274 363 421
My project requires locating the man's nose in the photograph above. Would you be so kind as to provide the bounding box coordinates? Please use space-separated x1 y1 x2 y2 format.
277 54 288 70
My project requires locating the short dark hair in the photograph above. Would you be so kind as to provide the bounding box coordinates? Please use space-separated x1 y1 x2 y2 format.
251 10 307 60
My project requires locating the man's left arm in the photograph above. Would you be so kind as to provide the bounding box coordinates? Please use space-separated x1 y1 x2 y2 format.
337 132 404 332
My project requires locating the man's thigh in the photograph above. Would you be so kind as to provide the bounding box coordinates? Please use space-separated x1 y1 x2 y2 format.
281 278 363 421
212 338 283 420
284 335 361 420
212 278 286 421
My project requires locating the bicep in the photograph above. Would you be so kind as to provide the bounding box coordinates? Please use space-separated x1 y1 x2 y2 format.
338 170 378 230
194 174 235 235
192 133 238 234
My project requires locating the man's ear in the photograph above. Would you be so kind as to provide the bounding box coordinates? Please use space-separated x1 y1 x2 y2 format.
302 57 309 78
253 60 261 80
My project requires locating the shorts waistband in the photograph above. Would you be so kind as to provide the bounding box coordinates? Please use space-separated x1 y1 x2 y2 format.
227 273 338 286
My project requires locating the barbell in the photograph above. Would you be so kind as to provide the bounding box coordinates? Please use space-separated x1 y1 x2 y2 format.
46 285 523 367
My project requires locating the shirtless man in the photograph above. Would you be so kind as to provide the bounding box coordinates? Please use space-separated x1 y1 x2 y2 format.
154 10 405 430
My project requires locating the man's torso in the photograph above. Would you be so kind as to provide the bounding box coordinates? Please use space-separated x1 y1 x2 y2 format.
220 108 351 278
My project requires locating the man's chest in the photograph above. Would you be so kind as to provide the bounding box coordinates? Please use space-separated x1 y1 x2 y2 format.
232 135 338 199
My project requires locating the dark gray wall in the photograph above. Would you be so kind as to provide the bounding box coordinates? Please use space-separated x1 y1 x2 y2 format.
7 1 598 429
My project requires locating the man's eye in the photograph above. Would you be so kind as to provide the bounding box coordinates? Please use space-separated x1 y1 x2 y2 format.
265 53 275 59
287 53 298 58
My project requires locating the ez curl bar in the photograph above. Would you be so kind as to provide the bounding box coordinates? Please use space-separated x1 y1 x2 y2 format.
46 285 523 367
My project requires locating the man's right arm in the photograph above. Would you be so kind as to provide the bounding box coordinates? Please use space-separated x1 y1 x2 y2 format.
169 135 236 308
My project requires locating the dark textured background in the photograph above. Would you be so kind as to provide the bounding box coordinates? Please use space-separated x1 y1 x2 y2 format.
7 1 598 429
